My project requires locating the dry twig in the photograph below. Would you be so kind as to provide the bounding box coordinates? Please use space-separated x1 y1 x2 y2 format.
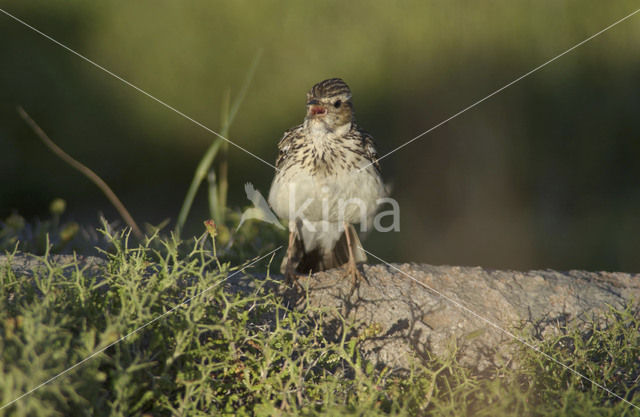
17 106 143 239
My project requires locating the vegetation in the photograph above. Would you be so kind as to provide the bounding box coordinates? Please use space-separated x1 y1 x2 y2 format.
1 219 639 416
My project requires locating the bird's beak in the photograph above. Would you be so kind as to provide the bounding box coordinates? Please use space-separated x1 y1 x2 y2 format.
308 104 327 117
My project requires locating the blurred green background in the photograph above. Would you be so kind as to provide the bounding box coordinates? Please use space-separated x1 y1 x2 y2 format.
1 1 639 271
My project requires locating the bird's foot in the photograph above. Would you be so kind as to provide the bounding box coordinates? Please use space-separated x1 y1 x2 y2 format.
284 261 302 287
343 260 366 287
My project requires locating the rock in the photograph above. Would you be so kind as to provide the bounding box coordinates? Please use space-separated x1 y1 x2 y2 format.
284 263 640 371
0 254 105 275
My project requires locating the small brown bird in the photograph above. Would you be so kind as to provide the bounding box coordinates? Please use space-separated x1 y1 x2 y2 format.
268 78 385 283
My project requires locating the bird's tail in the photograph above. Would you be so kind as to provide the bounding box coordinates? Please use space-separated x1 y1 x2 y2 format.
281 224 366 274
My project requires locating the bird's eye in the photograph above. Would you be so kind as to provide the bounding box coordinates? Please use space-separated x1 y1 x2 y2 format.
333 100 342 108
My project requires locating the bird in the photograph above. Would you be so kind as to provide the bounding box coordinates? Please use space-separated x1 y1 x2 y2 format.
267 78 385 284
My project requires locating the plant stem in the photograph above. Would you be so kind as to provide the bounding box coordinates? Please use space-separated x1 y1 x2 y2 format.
213 89 231 224
175 49 263 237
213 50 263 225
175 139 223 237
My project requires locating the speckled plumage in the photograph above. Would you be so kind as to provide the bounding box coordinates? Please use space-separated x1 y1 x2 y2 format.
268 78 385 279
274 123 380 176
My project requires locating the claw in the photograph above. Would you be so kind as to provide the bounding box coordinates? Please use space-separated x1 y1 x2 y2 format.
284 260 300 286
344 259 365 286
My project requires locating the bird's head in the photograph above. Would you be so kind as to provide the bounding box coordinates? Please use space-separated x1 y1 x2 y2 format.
305 78 354 128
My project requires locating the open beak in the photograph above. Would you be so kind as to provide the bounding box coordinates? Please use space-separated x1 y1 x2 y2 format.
309 105 327 116
307 99 327 117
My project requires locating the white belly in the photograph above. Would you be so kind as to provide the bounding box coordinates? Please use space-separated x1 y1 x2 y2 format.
268 165 384 225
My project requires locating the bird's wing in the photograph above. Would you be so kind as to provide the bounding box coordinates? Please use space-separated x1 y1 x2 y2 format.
244 182 258 203
242 182 284 229
362 133 381 173
351 125 381 173
253 187 271 211
254 189 285 228
275 124 303 169
236 208 260 231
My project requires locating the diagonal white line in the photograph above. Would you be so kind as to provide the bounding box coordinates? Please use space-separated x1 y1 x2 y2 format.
0 246 282 411
361 7 640 171
360 246 640 411
0 7 278 171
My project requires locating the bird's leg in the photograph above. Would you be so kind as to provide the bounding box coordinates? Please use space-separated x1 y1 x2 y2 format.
343 222 365 285
284 223 299 285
